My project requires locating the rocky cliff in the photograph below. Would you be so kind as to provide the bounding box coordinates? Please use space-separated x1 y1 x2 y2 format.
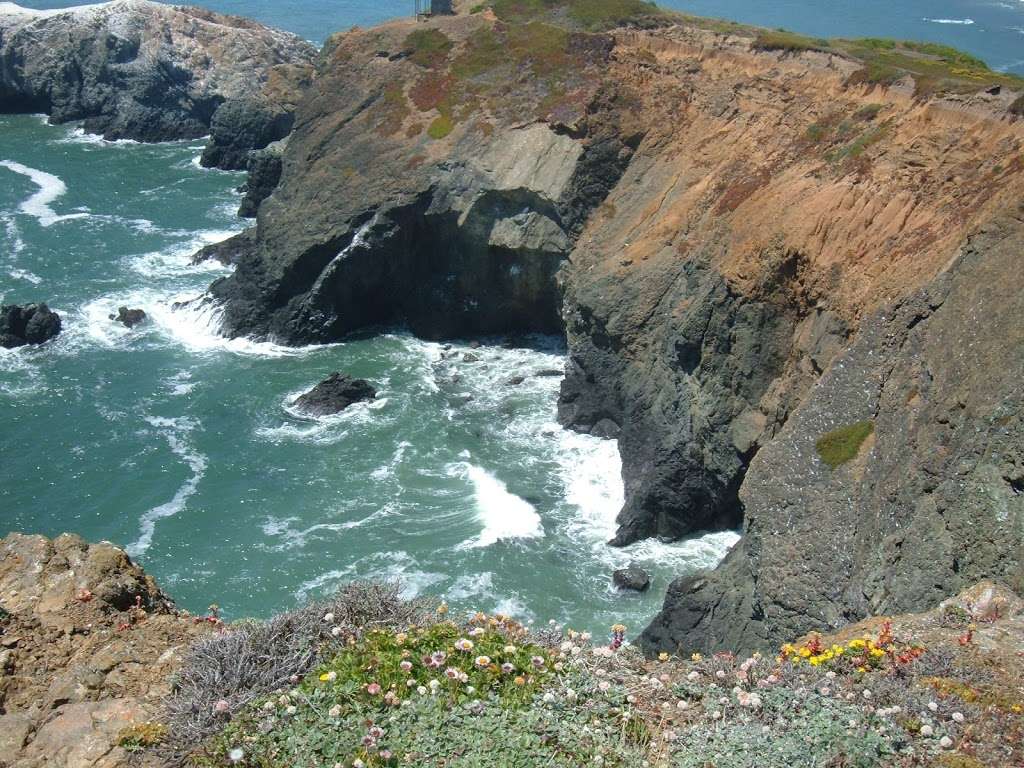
0 0 316 169
0 533 212 768
201 0 1024 653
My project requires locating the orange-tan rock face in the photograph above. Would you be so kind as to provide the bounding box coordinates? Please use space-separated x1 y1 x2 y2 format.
0 533 212 768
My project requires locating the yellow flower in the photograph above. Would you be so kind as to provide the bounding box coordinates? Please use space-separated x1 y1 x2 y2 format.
513 676 526 686
395 632 407 645
798 647 812 658
658 652 670 662
611 624 627 634
437 602 449 615
692 652 703 662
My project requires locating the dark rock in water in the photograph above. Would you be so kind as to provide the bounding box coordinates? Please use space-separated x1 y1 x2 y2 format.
238 142 285 217
1 303 61 348
507 375 526 386
462 352 481 363
613 564 650 592
111 307 146 328
191 230 257 267
292 373 376 416
536 368 563 378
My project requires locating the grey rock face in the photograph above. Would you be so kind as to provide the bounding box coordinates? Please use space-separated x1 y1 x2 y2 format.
0 0 316 167
1 302 61 347
111 306 146 327
613 564 651 592
292 373 377 416
238 140 286 218
640 220 1024 654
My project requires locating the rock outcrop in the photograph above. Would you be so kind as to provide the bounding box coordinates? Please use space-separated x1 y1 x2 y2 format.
1 303 61 347
0 533 212 768
110 306 146 328
292 372 377 416
195 2 1024 653
0 0 316 169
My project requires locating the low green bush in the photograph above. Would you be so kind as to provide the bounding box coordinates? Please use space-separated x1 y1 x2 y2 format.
815 420 874 468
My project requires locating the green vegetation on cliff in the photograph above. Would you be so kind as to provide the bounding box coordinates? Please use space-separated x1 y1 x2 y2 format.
815 420 875 469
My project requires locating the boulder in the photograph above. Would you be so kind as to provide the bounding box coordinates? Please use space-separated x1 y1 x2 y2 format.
1 303 61 348
292 373 376 416
111 307 146 328
613 564 651 592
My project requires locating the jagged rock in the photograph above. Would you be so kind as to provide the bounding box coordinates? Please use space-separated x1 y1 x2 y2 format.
1 303 61 347
292 373 376 416
238 140 286 217
507 375 526 386
462 352 481 363
0 0 316 167
612 564 650 592
110 306 146 328
535 369 563 378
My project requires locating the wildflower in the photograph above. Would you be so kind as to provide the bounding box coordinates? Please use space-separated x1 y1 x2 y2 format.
531 655 546 669
504 644 517 654
445 667 461 680
322 612 334 623
353 761 365 768
687 671 700 682
566 688 578 701
285 705 297 716
431 650 447 666
627 694 637 704
469 627 486 637
598 681 611 692
262 700 275 711
366 682 382 695
501 662 515 674
580 632 592 642
331 626 342 637
361 734 376 748
437 602 448 615
514 676 526 686
927 701 938 712
395 632 407 645
862 689 872 700
384 691 399 705
543 692 556 703
952 712 964 723
454 638 475 652
663 730 678 742
766 674 778 684
277 695 290 706
819 687 830 696
658 652 670 662
712 710 722 720
319 671 337 683
691 652 703 662
920 725 934 737
554 662 564 671
417 685 427 695
400 660 413 672
380 751 392 760
368 726 385 739
213 699 230 715
475 655 492 668
328 704 342 718
940 736 953 749
716 670 726 680
228 748 244 763
406 679 416 687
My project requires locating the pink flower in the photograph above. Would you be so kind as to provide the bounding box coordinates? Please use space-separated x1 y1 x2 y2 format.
531 655 545 669
445 667 461 680
431 650 447 665
212 699 231 715
400 660 413 672
366 682 382 695
501 662 515 674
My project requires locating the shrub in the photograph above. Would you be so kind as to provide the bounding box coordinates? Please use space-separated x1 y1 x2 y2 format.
163 582 434 753
1011 94 1024 117
118 722 168 752
815 419 874 468
752 29 830 54
428 114 455 139
403 28 453 69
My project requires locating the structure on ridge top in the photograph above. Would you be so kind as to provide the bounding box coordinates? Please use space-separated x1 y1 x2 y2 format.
415 0 454 19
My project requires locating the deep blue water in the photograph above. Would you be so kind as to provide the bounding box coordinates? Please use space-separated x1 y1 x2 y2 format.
16 0 1024 73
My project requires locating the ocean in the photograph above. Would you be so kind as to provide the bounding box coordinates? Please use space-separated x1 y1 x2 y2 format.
1 0 1020 634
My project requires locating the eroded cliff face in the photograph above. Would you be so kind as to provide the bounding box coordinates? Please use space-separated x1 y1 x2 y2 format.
205 5 1024 653
0 0 315 168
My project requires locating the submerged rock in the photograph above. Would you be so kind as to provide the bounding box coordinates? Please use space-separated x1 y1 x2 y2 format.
613 564 651 592
292 373 377 416
111 306 146 328
1 303 61 347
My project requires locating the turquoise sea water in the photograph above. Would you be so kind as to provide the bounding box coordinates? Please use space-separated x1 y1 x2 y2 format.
2 0 1021 634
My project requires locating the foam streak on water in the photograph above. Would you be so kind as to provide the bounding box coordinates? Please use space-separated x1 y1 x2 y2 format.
126 417 208 557
0 159 90 227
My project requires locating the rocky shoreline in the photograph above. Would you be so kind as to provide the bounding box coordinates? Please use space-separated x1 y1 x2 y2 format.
189 0 1024 654
0 0 316 170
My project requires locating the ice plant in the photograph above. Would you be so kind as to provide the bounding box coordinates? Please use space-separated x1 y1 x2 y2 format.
610 624 626 650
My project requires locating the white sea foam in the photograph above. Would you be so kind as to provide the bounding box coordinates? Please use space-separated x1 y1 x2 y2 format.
56 126 142 147
257 391 389 444
7 268 41 284
457 463 544 548
0 160 90 226
126 229 239 279
262 506 398 550
371 440 411 480
126 416 207 557
295 551 445 602
923 17 974 24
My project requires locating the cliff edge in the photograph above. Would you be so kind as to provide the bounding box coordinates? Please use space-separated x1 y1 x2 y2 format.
197 0 1024 655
